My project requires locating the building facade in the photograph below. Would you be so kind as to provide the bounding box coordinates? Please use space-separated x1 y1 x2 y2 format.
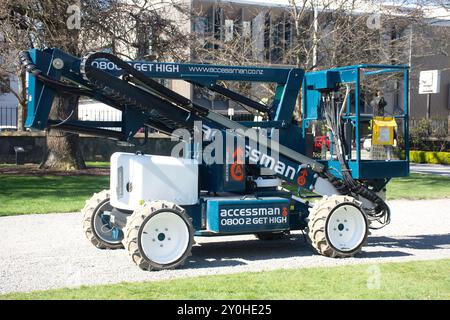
0 74 18 129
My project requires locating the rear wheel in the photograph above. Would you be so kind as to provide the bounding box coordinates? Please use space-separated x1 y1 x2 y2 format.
308 195 368 258
123 201 194 271
82 190 124 249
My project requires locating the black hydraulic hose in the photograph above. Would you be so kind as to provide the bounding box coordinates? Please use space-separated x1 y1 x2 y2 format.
19 51 93 97
322 94 391 229
20 50 200 135
47 120 124 140
18 51 127 138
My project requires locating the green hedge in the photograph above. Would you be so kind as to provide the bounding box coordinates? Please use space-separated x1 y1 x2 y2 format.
407 150 450 165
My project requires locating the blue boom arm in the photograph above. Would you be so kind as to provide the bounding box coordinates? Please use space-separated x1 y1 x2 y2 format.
23 48 302 135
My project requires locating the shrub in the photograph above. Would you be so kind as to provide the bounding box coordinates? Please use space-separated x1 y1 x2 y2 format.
410 119 431 151
408 150 450 165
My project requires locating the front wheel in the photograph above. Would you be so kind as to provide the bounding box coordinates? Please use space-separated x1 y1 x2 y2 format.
123 201 194 271
308 195 368 258
82 190 124 249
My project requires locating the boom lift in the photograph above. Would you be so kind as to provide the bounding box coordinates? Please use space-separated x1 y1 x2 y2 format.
20 48 409 270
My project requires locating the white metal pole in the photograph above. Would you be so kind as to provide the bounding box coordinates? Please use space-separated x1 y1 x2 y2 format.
312 2 318 69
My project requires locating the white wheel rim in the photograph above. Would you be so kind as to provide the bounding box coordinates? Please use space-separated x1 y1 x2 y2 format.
140 211 190 265
326 204 367 252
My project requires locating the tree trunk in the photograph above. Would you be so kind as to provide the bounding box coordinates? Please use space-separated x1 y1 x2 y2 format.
16 68 26 131
40 93 86 170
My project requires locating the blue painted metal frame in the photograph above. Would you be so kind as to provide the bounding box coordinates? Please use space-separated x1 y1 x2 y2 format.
25 49 63 128
302 64 409 179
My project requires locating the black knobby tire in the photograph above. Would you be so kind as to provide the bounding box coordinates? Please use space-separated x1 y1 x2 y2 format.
307 195 369 258
123 201 195 271
254 231 290 241
82 190 124 249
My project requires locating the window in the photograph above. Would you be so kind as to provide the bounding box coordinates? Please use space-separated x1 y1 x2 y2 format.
242 21 251 38
194 17 207 37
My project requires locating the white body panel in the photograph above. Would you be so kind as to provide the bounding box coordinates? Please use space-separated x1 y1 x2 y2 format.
254 177 281 188
313 177 339 196
110 152 198 211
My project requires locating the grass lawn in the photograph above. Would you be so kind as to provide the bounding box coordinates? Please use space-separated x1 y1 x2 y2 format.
0 175 109 216
0 162 110 168
85 161 111 168
2 259 449 300
386 173 450 200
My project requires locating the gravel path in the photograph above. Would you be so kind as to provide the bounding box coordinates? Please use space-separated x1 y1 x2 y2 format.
410 163 450 177
1 199 449 294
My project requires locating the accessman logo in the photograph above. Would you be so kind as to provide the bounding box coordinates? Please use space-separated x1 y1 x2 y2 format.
220 207 281 217
219 205 289 228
